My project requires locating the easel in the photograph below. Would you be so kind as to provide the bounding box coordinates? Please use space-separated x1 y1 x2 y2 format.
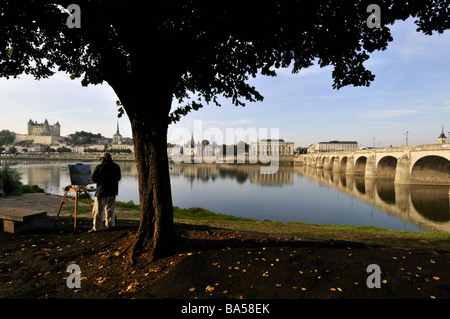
55 185 96 231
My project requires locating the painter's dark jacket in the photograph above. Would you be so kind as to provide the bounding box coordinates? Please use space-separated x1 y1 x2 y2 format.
91 160 121 198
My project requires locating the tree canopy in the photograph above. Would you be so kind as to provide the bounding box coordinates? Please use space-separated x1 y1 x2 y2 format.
0 130 15 146
2 1 448 118
69 131 103 145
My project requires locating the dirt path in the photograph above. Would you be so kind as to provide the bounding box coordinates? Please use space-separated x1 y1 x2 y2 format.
0 193 76 216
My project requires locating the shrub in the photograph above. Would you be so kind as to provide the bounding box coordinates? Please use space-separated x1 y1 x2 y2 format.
21 184 45 193
0 165 23 196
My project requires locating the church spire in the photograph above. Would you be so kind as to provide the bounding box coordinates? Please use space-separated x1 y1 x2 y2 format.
116 120 120 134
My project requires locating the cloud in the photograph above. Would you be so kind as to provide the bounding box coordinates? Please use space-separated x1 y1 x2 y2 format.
437 105 450 113
362 109 420 119
388 18 450 63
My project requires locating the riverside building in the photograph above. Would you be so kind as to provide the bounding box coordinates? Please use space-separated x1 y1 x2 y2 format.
307 140 358 154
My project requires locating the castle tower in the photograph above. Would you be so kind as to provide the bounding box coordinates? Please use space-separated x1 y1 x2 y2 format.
43 119 50 136
27 119 33 135
437 124 447 144
53 121 61 136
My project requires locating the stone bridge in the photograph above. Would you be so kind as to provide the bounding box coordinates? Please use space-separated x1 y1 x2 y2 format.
294 144 450 185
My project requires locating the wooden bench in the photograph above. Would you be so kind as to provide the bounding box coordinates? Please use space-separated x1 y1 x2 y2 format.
0 208 47 233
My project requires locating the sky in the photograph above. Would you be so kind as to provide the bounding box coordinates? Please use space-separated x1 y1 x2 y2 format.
1 18 449 148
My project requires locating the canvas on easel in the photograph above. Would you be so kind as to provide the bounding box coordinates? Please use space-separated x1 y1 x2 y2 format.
55 164 96 231
68 164 92 186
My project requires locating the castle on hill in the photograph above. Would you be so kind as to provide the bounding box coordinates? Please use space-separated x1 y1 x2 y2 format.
14 119 64 144
27 119 60 136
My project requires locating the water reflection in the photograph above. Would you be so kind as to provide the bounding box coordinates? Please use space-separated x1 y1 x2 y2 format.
296 166 450 233
169 164 293 186
3 161 449 233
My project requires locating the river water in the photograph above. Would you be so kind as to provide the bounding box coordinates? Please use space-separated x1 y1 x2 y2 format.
4 160 450 233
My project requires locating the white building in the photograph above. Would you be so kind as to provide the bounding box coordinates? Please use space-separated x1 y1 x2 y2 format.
307 140 358 154
249 139 294 156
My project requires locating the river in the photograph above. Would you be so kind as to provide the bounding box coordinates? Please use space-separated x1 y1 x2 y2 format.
3 160 450 233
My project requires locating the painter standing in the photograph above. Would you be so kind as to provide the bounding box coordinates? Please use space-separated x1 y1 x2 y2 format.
89 152 121 232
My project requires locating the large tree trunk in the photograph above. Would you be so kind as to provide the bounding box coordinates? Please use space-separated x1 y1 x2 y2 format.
127 114 175 262
105 53 181 262
110 72 177 263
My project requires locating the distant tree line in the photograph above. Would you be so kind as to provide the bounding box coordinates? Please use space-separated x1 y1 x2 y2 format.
295 147 307 154
219 141 249 155
69 131 103 145
0 130 15 146
43 146 72 153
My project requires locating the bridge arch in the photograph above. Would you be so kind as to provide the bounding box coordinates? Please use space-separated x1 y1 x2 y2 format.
316 156 324 168
330 156 336 169
377 156 398 178
339 156 348 172
410 155 450 184
354 156 367 175
376 180 396 204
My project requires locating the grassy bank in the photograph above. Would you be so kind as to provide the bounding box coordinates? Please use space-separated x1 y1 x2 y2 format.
71 198 450 252
172 207 450 252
